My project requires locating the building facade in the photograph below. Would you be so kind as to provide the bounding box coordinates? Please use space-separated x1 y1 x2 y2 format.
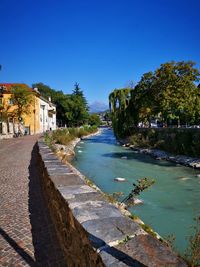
0 83 56 138
38 95 56 133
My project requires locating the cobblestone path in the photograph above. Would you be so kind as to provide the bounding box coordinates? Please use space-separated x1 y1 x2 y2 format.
0 136 66 267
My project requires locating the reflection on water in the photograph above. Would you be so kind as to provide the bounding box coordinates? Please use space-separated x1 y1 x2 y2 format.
72 128 200 253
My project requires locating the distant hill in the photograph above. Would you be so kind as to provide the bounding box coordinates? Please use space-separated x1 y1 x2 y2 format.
89 101 109 113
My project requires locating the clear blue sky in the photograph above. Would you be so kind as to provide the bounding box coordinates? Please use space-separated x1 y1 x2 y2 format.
0 0 199 105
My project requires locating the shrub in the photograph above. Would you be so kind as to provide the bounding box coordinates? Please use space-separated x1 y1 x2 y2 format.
45 126 98 146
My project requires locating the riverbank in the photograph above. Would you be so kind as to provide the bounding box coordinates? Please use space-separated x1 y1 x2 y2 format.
41 130 187 266
52 128 166 240
119 140 200 170
53 128 102 161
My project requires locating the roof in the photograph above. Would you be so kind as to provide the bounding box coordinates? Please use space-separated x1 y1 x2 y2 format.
0 83 34 93
0 83 56 107
39 95 56 107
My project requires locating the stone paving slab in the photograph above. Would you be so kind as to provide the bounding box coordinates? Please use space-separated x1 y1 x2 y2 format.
82 216 146 247
70 200 123 223
66 191 105 203
0 136 66 267
115 235 184 267
47 169 73 175
51 174 85 187
59 184 97 198
99 246 146 267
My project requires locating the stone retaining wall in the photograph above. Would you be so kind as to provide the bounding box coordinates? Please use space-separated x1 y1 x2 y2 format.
37 139 187 267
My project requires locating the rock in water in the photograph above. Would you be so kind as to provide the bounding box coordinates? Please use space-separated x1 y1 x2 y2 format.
179 177 190 181
133 198 144 205
114 177 126 182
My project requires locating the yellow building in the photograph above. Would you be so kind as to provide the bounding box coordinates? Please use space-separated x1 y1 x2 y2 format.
0 83 41 137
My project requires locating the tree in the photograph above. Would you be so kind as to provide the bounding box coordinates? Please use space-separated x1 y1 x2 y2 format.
10 84 34 133
33 82 90 127
122 178 155 206
71 83 89 126
32 82 72 126
154 61 200 126
131 71 157 127
0 98 12 133
109 88 133 137
88 114 101 126
109 60 200 138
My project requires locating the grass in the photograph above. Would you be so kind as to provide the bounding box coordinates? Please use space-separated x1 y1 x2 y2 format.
139 223 157 238
44 125 98 146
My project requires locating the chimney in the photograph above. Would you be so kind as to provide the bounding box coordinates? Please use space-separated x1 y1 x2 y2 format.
48 96 51 102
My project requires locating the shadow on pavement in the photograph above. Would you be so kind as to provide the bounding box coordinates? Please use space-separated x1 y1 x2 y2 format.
28 143 66 266
0 227 35 266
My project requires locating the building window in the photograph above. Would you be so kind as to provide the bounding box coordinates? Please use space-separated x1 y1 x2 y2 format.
8 99 14 105
0 86 6 93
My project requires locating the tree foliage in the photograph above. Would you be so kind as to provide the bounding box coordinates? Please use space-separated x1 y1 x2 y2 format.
88 114 101 126
0 98 12 133
109 88 133 136
122 177 155 206
70 83 89 126
32 82 89 127
109 61 200 137
10 84 34 120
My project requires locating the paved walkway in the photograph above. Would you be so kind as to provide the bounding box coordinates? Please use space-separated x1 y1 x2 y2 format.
0 136 66 267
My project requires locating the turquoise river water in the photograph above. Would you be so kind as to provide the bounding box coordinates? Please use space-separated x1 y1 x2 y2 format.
72 128 200 253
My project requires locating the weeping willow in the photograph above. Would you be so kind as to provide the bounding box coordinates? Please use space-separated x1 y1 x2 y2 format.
109 88 135 137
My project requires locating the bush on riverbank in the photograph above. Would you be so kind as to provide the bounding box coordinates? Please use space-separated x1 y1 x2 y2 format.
128 128 200 157
45 125 98 146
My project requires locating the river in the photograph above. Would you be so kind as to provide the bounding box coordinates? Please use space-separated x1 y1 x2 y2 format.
72 127 200 253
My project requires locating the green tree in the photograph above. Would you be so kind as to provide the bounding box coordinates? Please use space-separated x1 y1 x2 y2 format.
88 114 101 126
122 177 155 206
131 71 157 127
109 88 133 137
109 60 200 138
33 82 90 127
154 61 200 126
0 98 12 133
32 82 72 126
71 83 89 126
10 84 34 133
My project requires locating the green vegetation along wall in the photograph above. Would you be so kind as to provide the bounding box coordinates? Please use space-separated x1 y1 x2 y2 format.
129 128 200 157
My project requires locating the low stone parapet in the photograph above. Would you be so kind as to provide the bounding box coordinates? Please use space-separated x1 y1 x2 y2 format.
37 139 187 267
0 133 14 139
